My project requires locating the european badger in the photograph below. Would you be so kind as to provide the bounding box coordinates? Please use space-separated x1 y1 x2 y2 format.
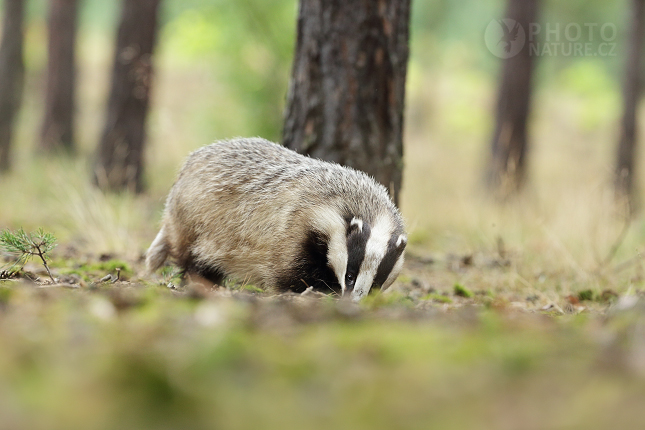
146 137 406 301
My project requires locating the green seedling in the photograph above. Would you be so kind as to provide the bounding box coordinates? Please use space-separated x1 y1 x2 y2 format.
0 228 57 283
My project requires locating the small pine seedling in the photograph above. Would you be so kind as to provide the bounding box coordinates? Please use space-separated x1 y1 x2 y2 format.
0 228 57 283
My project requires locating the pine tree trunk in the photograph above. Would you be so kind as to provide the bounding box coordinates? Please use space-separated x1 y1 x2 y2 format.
93 0 161 192
0 0 25 173
615 0 645 211
282 0 411 205
486 0 539 199
41 0 78 153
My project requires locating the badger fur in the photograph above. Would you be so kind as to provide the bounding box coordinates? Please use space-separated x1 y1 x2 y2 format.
146 137 406 301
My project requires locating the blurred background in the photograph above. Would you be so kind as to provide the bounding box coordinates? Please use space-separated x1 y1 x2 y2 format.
0 0 641 277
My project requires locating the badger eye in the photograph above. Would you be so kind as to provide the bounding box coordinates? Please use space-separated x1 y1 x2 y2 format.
345 272 356 287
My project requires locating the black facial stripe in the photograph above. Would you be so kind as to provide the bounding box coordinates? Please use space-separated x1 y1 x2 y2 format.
373 241 404 287
345 223 370 289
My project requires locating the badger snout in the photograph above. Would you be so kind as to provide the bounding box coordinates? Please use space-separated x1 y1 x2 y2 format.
343 280 380 302
350 288 368 302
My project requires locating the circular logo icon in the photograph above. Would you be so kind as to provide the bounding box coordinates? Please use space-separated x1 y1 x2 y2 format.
485 19 526 59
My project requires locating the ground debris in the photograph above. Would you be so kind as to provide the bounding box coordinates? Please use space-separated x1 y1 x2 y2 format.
99 274 116 283
300 286 329 298
0 269 19 280
541 303 565 315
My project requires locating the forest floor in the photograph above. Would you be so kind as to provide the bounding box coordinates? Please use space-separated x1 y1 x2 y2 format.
2 244 645 430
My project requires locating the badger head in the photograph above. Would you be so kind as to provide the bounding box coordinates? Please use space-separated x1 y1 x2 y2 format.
318 209 406 301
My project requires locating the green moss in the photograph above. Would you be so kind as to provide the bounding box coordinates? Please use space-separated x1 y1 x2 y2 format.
56 268 92 282
577 289 595 302
93 260 133 276
56 259 134 282
422 293 453 304
454 283 473 298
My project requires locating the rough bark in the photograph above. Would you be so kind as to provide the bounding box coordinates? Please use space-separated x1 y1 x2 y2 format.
486 0 539 199
615 0 645 211
0 0 25 173
40 0 78 153
93 0 161 192
282 0 411 205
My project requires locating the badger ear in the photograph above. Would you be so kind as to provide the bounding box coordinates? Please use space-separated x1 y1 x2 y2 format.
395 234 407 250
347 217 363 235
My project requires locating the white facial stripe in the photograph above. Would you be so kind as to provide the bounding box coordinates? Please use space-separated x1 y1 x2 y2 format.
351 214 393 301
351 271 373 301
381 254 404 291
312 206 348 293
350 217 363 232
327 230 348 293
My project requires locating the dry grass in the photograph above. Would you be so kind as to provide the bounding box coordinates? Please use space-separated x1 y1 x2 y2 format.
400 61 645 301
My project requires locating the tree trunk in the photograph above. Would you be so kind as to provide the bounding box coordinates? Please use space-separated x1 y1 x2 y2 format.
40 0 78 153
615 0 645 212
486 0 539 199
93 0 161 193
282 0 411 205
0 0 25 173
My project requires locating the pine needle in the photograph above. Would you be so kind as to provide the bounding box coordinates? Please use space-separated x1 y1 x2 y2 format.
0 228 57 283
